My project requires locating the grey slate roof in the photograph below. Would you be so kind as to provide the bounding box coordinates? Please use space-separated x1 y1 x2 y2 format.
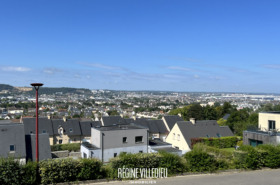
80 121 102 136
222 114 231 120
52 119 81 136
163 115 183 130
101 116 125 126
133 118 150 128
154 120 168 134
124 118 134 124
146 120 160 133
175 120 234 147
23 117 54 135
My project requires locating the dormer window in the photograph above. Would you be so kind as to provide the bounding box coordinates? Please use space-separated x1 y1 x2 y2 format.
206 135 210 138
42 130 46 133
216 134 221 138
30 131 33 134
69 128 73 132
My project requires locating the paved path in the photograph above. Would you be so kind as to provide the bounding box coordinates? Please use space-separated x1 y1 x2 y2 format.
92 169 280 185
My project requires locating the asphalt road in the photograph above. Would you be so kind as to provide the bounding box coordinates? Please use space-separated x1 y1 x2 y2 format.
92 169 280 185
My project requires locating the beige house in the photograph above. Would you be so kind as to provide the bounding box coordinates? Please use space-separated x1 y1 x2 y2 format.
166 119 234 154
258 112 280 131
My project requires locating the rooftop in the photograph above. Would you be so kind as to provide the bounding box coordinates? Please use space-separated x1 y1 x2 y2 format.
93 123 148 131
149 139 172 146
81 142 100 150
153 147 181 152
259 111 280 114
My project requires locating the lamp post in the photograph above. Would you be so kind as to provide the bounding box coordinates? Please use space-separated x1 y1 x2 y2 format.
30 83 43 162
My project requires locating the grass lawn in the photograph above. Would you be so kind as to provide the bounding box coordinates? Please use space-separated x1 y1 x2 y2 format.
220 148 235 153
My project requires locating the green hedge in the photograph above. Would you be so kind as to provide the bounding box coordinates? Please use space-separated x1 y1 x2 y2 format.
190 136 240 149
257 144 280 168
51 143 80 152
0 157 103 185
193 143 232 157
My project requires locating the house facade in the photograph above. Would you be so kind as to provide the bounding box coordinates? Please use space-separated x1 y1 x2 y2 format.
81 123 148 162
243 112 280 146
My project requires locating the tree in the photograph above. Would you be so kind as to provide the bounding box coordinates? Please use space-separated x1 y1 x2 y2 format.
227 109 249 131
15 115 21 119
169 106 190 121
202 105 217 120
248 113 258 125
217 118 227 126
72 114 80 118
157 115 162 119
222 102 233 115
214 102 220 108
107 110 119 116
186 104 204 121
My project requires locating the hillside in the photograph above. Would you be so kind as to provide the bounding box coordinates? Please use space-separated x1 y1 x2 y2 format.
0 84 92 95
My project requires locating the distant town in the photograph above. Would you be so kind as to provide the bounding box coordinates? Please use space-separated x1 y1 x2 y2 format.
1 84 280 121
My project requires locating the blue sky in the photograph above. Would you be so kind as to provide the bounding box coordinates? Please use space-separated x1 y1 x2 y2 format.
0 0 280 93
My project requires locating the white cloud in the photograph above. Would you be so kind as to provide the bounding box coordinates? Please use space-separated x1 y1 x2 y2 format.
86 76 90 79
74 74 80 78
164 66 196 71
194 75 200 79
43 67 62 74
77 62 126 70
0 66 31 72
261 64 280 69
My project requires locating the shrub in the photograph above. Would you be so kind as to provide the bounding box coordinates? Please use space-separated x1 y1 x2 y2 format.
22 160 39 185
39 158 82 184
77 158 103 180
237 141 243 146
190 136 238 149
184 150 217 172
0 156 23 185
237 145 263 169
158 151 185 174
193 143 232 157
257 144 280 168
108 152 161 179
51 143 80 152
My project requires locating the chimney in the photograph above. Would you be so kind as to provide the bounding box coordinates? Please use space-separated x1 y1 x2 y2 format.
47 114 51 119
63 116 67 122
120 113 124 118
133 115 137 120
178 113 182 117
190 118 196 124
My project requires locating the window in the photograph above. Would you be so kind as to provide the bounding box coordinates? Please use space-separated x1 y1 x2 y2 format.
177 134 180 141
69 128 73 132
59 139 62 144
206 135 210 138
30 131 33 134
91 151 94 158
173 133 175 140
216 134 221 138
42 130 46 133
123 137 127 143
114 153 117 157
135 136 143 143
139 150 143 153
68 139 72 143
74 138 76 142
83 153 87 158
10 145 15 152
269 121 276 130
175 146 179 149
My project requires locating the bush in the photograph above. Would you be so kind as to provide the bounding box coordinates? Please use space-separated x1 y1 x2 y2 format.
108 152 161 178
190 136 238 149
193 143 232 157
51 143 80 152
0 156 23 185
39 158 82 184
237 141 243 146
184 150 217 172
77 158 103 180
257 144 280 168
22 160 39 185
237 145 263 169
158 151 185 174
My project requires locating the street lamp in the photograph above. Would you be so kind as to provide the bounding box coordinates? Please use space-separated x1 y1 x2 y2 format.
30 83 43 162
